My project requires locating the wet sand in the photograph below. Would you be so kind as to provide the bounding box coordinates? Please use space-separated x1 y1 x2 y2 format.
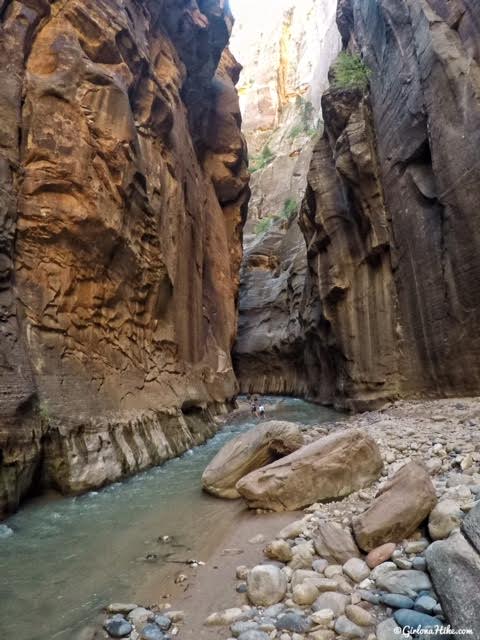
135 504 298 638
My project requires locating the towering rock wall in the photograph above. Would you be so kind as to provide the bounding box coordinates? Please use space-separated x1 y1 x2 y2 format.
0 0 249 517
300 0 480 409
232 0 341 395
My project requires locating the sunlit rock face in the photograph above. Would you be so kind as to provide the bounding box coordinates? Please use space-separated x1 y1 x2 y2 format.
299 0 480 410
231 0 341 224
232 0 341 396
0 0 249 517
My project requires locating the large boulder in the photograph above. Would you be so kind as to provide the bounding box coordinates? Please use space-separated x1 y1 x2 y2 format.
352 462 437 551
202 421 303 498
236 429 383 511
313 521 361 564
426 532 480 632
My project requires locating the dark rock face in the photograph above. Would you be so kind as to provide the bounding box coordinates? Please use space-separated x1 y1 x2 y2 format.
0 0 249 517
234 222 309 396
298 0 480 409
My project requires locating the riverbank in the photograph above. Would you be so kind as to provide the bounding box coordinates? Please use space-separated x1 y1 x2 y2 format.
99 396 480 639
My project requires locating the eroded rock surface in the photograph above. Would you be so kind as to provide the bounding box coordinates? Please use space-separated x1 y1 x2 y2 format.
0 0 249 517
426 532 480 633
236 0 480 410
232 1 341 397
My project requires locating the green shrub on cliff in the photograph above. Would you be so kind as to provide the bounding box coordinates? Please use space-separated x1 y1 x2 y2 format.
254 217 273 235
250 145 275 173
280 198 298 220
38 401 51 426
332 52 371 91
289 98 319 140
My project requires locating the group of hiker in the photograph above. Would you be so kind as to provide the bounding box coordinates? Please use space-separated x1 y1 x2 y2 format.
247 394 266 419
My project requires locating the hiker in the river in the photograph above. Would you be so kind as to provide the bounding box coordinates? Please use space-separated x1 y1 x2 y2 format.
251 402 258 417
258 404 265 418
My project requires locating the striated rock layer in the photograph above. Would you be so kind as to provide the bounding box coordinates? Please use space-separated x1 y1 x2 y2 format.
0 0 249 517
298 0 480 409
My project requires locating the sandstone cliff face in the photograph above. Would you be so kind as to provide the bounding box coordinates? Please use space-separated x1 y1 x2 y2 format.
232 0 341 395
0 0 249 517
299 0 480 409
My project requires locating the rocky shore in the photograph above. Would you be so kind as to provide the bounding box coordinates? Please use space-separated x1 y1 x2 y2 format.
100 396 480 639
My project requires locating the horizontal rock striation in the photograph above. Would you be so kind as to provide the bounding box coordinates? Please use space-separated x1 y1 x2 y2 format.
298 0 480 409
0 0 249 517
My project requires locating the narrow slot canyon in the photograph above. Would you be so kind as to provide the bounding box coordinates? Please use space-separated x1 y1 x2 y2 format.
0 1 480 639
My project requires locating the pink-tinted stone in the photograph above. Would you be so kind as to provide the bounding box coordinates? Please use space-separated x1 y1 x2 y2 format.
366 543 396 569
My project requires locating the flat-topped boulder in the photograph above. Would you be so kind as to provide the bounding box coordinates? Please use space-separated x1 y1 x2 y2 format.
353 462 437 551
236 429 383 511
202 421 303 498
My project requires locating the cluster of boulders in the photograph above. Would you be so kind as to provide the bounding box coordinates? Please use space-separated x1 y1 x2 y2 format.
102 604 184 640
201 398 480 639
202 423 383 511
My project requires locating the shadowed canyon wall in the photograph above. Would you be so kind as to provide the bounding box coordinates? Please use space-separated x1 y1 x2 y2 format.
301 0 480 409
0 0 249 517
235 0 480 410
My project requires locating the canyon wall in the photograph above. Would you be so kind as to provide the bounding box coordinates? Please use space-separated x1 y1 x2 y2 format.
232 0 341 395
299 0 480 409
0 0 249 517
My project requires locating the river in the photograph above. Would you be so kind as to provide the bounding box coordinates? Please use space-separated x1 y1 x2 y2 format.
0 397 341 640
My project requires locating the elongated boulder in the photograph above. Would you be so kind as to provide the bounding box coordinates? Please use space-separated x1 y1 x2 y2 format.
353 463 437 552
202 421 303 498
236 429 382 511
